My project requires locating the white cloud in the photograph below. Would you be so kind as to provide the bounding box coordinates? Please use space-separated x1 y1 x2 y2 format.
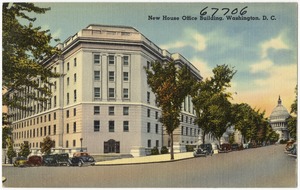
160 28 206 52
260 34 289 58
190 57 212 79
249 59 273 73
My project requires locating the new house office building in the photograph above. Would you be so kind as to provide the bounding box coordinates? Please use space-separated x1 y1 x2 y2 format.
8 24 202 156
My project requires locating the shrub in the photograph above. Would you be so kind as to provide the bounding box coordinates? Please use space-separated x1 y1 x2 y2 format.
151 147 159 155
186 145 196 152
279 139 288 144
160 146 169 154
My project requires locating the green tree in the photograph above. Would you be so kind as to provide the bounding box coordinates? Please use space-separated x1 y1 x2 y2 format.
287 85 297 140
192 64 236 144
2 3 60 110
145 61 196 160
41 136 55 155
2 126 13 148
6 137 17 164
19 141 31 157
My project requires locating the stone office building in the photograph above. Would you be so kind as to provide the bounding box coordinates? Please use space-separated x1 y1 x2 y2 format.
8 24 202 156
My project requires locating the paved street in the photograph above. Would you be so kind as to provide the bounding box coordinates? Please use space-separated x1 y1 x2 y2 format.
2 144 297 188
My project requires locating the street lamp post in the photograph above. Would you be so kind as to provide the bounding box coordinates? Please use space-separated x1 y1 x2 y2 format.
80 138 83 152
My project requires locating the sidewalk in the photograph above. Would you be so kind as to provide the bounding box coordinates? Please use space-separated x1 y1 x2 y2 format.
95 152 194 166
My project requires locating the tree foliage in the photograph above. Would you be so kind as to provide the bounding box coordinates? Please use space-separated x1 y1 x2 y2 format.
6 137 17 164
145 61 196 160
18 141 31 157
192 64 236 144
2 126 13 148
287 85 297 140
41 136 55 155
2 3 60 110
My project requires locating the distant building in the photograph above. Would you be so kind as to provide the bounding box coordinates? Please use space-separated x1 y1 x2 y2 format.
269 96 290 140
7 24 202 156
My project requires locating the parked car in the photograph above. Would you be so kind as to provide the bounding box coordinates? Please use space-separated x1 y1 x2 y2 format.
288 144 297 158
42 154 58 166
55 153 69 166
73 152 90 157
27 155 43 166
198 144 213 156
13 156 27 167
193 147 207 157
219 143 231 153
68 155 95 167
231 143 242 151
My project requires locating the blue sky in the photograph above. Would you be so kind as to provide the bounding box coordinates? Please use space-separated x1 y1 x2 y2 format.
31 2 298 116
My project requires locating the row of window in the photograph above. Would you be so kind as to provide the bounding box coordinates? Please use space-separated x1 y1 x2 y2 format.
14 125 57 140
93 106 129 115
93 54 129 66
93 87 129 100
93 120 129 132
147 139 160 148
13 112 57 130
181 126 200 137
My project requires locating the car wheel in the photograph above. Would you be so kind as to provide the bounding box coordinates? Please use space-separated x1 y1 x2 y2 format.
67 162 70 167
78 161 83 167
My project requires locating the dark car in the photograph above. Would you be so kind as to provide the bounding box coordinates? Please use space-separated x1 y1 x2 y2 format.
13 156 27 167
27 155 43 166
68 155 95 167
198 144 213 156
231 143 241 151
193 147 207 157
42 154 57 166
56 153 69 166
219 143 231 153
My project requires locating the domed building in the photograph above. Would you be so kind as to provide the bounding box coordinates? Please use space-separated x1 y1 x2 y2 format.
269 96 290 140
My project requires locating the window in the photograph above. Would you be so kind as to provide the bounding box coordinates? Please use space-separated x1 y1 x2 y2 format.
123 88 129 99
147 122 151 133
74 90 77 102
44 126 46 136
94 120 100 132
94 106 100 115
186 127 188 136
73 122 76 133
54 112 56 120
73 108 76 116
48 114 51 121
54 81 57 91
67 62 70 70
94 71 100 80
108 55 114 65
74 73 77 82
66 110 69 118
108 106 114 115
147 109 151 117
147 91 150 103
54 96 57 107
73 140 76 147
109 71 115 81
67 93 69 104
108 88 115 98
109 121 115 132
123 56 129 66
66 140 69 148
123 121 129 132
148 140 151 148
155 111 158 119
67 77 69 85
94 54 100 64
155 124 158 134
147 61 150 69
66 124 69 133
156 140 159 148
74 58 77 67
123 72 129 81
53 125 56 135
123 107 129 115
40 127 42 136
94 87 101 99
48 125 51 135
181 126 184 135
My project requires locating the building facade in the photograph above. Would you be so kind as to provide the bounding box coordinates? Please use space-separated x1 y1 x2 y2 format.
269 96 290 140
8 24 202 156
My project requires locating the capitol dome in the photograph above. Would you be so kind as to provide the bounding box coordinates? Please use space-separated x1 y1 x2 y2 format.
270 96 290 121
269 96 290 140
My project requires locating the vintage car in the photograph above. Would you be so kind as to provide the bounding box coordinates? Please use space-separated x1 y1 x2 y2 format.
73 152 90 157
193 147 208 157
55 153 69 166
13 156 27 167
196 144 213 156
67 155 95 167
231 143 242 151
219 143 231 153
27 155 43 166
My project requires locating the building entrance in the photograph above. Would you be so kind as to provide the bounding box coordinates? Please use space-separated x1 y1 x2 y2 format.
104 139 120 153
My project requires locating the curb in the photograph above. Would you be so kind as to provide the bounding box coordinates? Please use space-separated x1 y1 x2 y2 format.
94 156 196 166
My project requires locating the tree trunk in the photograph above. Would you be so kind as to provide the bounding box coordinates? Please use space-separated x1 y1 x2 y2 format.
170 132 174 160
202 132 206 145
